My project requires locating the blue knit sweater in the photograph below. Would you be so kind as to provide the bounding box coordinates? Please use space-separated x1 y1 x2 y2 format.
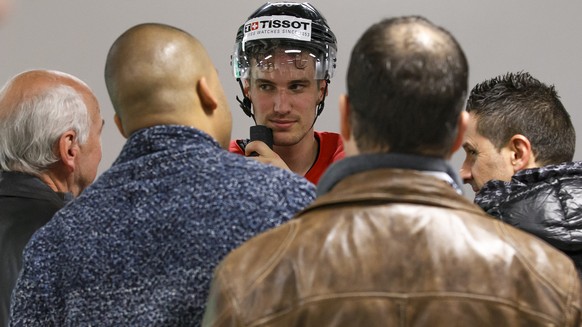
10 125 316 326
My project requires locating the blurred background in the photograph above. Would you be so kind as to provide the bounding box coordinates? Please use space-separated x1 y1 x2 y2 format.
1 0 581 198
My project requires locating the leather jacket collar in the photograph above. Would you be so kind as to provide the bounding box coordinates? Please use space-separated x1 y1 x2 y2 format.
317 153 463 196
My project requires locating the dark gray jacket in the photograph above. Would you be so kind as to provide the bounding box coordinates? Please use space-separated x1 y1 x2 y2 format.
0 171 70 327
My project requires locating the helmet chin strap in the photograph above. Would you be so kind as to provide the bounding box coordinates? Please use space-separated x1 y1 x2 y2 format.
309 78 330 131
236 78 257 124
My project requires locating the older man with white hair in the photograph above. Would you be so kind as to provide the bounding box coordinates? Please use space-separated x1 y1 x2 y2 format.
0 69 103 326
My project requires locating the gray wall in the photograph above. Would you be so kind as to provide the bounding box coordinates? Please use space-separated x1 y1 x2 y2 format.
1 0 581 198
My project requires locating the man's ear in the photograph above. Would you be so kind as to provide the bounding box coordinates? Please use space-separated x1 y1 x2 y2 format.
508 134 535 172
198 77 218 114
320 80 328 98
114 113 127 139
58 130 78 172
450 111 469 155
243 79 251 99
339 94 351 142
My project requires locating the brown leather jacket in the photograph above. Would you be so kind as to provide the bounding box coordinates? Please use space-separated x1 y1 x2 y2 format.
203 168 582 327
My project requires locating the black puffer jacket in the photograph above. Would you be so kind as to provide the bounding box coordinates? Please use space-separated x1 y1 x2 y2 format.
475 161 582 276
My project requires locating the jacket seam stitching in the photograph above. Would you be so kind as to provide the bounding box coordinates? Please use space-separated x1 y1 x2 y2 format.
246 291 560 326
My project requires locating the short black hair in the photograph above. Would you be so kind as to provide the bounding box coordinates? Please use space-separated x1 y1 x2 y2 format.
467 71 575 165
347 16 468 156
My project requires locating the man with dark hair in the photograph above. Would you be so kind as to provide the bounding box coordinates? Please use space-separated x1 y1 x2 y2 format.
10 23 315 326
228 2 344 184
461 71 582 275
203 17 581 326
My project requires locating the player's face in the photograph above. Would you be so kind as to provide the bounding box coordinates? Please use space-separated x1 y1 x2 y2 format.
246 50 324 146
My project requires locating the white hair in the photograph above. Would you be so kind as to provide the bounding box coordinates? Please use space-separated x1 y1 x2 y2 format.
0 83 90 175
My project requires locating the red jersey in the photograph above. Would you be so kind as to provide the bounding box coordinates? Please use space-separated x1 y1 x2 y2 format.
229 131 344 184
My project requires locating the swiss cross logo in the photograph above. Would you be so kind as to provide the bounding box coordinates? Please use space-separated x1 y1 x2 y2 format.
244 21 260 33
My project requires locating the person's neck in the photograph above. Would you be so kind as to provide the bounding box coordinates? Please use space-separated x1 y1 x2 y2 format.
273 131 318 177
38 170 77 196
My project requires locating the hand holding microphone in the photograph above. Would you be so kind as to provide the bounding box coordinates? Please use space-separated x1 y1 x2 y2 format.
249 125 273 156
245 125 291 171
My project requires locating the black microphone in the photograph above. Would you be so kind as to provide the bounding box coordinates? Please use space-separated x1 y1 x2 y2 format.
249 125 273 156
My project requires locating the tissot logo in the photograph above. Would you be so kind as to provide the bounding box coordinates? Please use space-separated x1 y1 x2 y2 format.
242 15 312 43
245 19 311 33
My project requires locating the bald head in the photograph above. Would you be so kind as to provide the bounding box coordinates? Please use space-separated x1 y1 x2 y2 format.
383 17 462 66
105 23 230 140
346 16 468 156
0 70 94 119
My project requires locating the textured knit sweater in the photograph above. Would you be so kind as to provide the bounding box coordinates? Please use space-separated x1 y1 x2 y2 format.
10 125 316 326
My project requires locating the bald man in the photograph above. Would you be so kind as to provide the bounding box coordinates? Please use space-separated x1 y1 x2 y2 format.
0 70 103 326
10 23 315 326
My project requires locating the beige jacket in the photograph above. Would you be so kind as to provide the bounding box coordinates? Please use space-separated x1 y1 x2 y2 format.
203 168 582 327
